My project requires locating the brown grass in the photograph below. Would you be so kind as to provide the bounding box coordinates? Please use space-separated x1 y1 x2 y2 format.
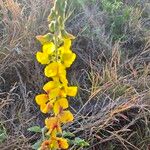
0 0 150 150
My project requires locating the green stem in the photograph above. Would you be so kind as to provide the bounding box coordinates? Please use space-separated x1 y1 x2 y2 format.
54 32 58 62
41 127 47 140
53 11 59 62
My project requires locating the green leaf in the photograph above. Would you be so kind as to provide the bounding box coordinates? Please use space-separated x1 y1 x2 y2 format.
27 126 42 133
66 138 74 146
0 133 7 143
74 137 89 147
32 139 42 150
62 131 75 138
0 125 7 143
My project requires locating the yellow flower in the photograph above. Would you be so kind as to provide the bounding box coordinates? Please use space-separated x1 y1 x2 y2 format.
65 86 78 97
59 85 77 98
39 102 52 114
58 38 76 68
45 117 62 134
35 94 48 105
58 85 77 98
43 42 55 54
55 137 69 149
59 110 74 124
43 80 76 99
43 80 62 99
53 98 68 115
42 77 77 101
40 140 51 150
43 81 59 92
44 62 67 84
59 38 72 53
35 94 54 113
36 42 55 65
41 137 69 150
36 52 50 65
44 62 65 77
62 52 76 68
50 88 60 99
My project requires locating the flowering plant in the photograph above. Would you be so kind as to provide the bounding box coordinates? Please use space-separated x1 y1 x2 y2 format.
28 1 89 149
35 0 77 149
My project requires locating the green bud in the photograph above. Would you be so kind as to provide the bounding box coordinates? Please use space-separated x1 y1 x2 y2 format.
61 30 75 39
48 8 56 22
49 21 55 33
36 33 53 45
55 0 67 18
58 16 64 28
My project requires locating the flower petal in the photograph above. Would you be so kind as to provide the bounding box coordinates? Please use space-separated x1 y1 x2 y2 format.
58 38 72 54
53 98 68 115
58 63 66 75
44 62 58 77
60 110 74 123
43 81 57 93
58 63 67 84
64 38 71 50
35 94 48 105
43 42 55 54
62 52 76 68
48 88 60 99
40 140 51 150
40 101 53 114
57 137 69 149
40 103 48 113
36 51 50 64
66 86 78 97
45 117 62 134
59 89 67 97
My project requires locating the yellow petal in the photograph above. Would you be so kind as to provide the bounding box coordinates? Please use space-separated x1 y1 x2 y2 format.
45 117 62 133
58 38 72 54
58 46 65 54
40 103 48 113
43 42 55 54
35 94 48 105
40 140 51 150
44 62 58 77
58 63 67 84
59 75 68 85
36 51 50 64
57 137 69 149
58 98 68 109
52 76 68 85
48 88 60 99
40 101 53 114
60 110 74 123
50 138 59 149
43 81 57 93
59 89 67 97
53 98 68 115
63 53 76 68
45 117 57 130
64 38 71 50
58 63 66 75
66 86 78 97
51 128 57 138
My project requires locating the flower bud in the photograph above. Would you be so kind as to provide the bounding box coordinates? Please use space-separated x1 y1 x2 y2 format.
36 33 53 45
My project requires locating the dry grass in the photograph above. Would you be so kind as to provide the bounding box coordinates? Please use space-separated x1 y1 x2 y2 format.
0 0 150 150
